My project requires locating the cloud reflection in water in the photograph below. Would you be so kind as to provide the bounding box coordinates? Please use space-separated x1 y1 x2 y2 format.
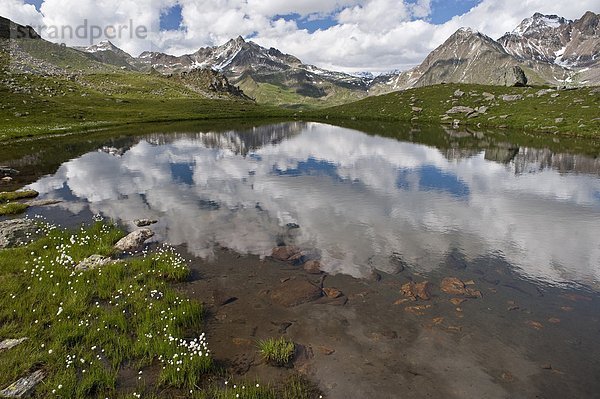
30 123 600 286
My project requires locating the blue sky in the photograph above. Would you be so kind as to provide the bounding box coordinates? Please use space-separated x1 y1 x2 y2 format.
7 0 596 72
154 0 484 33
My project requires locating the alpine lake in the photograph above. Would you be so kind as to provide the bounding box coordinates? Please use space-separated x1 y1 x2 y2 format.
2 120 600 399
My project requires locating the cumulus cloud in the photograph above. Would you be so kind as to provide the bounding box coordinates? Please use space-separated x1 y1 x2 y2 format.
1 0 597 72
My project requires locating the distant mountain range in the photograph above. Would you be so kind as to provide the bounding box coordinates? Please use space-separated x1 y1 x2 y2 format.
372 11 599 93
2 11 599 106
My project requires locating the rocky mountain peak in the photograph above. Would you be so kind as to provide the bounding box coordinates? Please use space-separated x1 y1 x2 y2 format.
443 27 504 52
511 13 570 36
573 11 599 35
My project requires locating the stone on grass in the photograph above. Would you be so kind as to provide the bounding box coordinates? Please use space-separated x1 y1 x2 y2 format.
114 229 154 252
501 94 523 102
0 370 45 398
446 106 474 114
482 92 495 100
75 255 116 271
0 219 39 249
0 338 27 351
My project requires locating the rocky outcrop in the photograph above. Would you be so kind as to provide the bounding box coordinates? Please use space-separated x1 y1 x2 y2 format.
507 66 528 86
178 68 251 100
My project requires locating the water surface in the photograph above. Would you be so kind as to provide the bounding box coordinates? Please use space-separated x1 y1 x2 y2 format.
23 122 600 289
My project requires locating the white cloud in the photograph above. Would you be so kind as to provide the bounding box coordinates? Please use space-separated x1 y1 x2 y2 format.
0 0 43 27
1 0 597 71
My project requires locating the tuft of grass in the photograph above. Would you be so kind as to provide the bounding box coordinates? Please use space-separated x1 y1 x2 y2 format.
0 219 211 397
0 202 29 215
257 337 295 367
0 190 39 202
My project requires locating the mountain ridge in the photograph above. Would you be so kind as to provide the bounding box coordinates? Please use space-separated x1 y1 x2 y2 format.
2 11 599 108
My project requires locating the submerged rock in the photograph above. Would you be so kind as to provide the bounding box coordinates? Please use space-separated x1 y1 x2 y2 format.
441 277 466 295
302 260 322 274
0 370 45 398
0 219 39 249
401 281 432 301
440 277 482 298
114 229 154 252
133 219 158 227
270 278 322 307
271 246 302 262
323 287 343 299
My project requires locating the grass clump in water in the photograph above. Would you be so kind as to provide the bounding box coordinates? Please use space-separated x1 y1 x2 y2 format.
0 190 39 202
0 202 29 216
257 337 295 367
0 219 211 397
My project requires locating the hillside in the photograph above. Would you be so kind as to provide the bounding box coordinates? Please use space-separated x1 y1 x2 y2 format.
0 22 290 140
309 83 600 138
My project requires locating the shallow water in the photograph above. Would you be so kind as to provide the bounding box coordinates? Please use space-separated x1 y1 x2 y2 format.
22 121 600 288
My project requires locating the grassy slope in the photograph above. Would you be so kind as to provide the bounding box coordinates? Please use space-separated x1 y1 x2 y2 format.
237 76 366 109
0 71 292 141
308 83 600 138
